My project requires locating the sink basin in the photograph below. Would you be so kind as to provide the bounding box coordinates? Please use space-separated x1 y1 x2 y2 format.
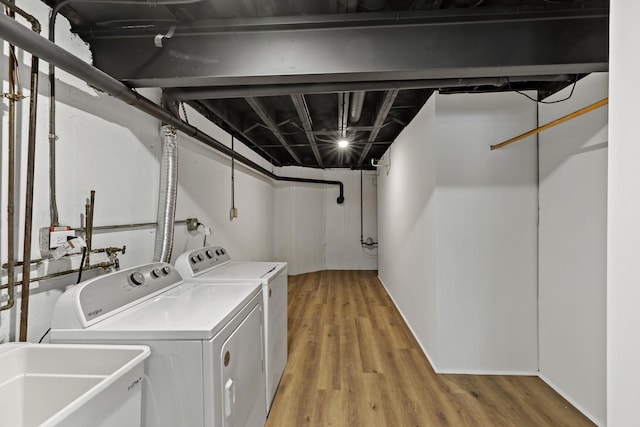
0 343 150 427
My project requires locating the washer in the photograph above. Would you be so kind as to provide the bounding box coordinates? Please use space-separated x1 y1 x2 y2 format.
175 247 287 411
50 262 266 427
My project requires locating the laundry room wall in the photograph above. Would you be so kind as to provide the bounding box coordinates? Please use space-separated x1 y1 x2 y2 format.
171 105 276 263
274 166 378 275
608 1 640 424
378 91 538 374
0 0 275 343
538 73 608 426
274 167 327 274
377 95 439 364
434 92 538 373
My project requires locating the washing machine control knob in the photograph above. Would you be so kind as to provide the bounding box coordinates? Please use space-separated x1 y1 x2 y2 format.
190 256 199 264
129 272 145 286
150 268 162 279
161 266 172 275
220 248 226 254
216 249 222 256
197 254 204 261
205 250 214 259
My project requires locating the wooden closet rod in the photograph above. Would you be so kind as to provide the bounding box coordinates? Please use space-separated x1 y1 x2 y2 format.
490 97 608 151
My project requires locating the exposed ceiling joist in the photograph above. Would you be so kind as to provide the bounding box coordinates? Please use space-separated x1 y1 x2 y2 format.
165 75 572 101
245 97 302 164
50 0 608 169
86 10 608 88
358 89 399 165
291 94 323 167
196 99 281 165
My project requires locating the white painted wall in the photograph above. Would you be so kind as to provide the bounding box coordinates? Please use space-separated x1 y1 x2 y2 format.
0 0 377 344
324 169 378 270
274 167 326 274
538 73 608 426
274 166 378 275
608 1 640 425
378 92 538 373
435 92 538 373
377 96 439 363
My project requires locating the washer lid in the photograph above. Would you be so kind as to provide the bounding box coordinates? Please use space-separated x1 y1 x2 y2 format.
198 262 287 282
55 282 261 341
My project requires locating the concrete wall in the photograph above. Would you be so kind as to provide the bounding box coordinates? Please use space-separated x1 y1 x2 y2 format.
378 91 538 373
538 73 608 426
608 1 640 425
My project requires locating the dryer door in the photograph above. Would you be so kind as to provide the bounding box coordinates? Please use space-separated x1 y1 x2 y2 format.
221 304 266 427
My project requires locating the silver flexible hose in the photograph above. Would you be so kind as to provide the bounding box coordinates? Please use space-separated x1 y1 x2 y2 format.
153 125 178 262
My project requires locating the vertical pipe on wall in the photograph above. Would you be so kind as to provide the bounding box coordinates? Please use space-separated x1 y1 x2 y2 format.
19 53 40 341
48 10 59 227
0 0 43 338
360 170 364 245
153 125 179 263
230 136 235 221
3 3 17 313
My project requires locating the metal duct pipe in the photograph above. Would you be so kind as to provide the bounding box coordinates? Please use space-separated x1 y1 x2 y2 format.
350 91 365 123
0 14 345 204
154 125 178 263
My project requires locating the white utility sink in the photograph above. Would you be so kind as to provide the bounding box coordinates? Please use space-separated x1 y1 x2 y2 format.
0 343 150 427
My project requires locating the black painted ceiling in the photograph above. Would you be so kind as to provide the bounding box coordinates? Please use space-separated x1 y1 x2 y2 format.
45 0 609 169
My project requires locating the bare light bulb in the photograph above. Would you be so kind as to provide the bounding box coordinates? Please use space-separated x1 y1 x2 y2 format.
338 139 349 148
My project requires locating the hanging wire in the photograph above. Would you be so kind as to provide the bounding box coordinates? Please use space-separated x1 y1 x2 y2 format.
508 76 579 104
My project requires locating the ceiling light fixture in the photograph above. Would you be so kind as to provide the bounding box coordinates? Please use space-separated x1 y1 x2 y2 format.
338 139 349 148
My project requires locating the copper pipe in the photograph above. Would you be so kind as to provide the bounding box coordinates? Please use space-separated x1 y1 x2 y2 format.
0 0 39 31
0 0 42 339
85 191 95 266
19 53 40 342
12 261 115 287
490 98 609 151
2 246 125 269
17 57 37 338
2 3 17 313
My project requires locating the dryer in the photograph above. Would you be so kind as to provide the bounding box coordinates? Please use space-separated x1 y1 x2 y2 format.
50 262 266 427
175 247 287 411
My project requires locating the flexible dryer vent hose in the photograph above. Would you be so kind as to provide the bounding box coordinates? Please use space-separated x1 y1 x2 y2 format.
154 125 178 263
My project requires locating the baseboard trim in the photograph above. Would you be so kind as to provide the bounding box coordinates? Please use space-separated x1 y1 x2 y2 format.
376 275 599 425
377 274 442 374
538 372 604 427
377 274 537 378
437 368 537 376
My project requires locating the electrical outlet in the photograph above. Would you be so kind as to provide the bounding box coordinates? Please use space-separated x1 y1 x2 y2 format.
186 218 199 231
39 226 75 256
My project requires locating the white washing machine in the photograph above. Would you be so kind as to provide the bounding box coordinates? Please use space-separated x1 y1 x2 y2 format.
175 247 287 411
50 262 266 427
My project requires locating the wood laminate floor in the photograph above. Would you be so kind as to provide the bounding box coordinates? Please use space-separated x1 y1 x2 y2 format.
265 270 594 427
